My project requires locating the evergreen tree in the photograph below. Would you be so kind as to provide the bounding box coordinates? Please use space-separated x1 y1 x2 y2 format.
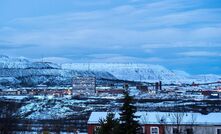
119 90 141 134
96 113 120 134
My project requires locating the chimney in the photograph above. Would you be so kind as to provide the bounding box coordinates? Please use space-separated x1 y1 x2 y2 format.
155 82 159 90
159 81 162 90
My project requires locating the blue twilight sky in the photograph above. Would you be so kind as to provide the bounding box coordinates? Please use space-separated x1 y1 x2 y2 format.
0 0 221 74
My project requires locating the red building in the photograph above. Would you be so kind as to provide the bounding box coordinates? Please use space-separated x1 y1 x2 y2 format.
88 112 221 134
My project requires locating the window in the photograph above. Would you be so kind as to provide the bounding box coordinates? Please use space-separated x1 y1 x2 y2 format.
93 126 100 134
186 128 193 134
150 127 159 134
142 126 145 133
173 128 178 134
217 128 221 134
138 126 145 134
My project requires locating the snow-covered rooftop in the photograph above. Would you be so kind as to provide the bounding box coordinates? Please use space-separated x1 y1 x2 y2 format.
88 112 221 125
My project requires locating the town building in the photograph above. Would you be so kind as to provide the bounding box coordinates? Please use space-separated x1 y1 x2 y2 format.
88 112 221 134
72 76 96 95
95 86 125 95
0 88 19 95
0 86 72 97
202 90 221 99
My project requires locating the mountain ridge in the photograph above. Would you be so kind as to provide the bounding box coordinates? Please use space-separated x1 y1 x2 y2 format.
0 55 220 87
62 63 221 83
0 55 115 87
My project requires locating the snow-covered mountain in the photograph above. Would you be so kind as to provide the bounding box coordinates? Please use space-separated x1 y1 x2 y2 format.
193 74 221 83
0 55 115 87
62 63 221 83
0 55 60 69
0 55 30 69
0 55 220 87
62 63 185 82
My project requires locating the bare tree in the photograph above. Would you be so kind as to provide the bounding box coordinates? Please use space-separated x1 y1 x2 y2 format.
168 112 185 134
156 112 197 134
188 113 197 134
156 113 168 134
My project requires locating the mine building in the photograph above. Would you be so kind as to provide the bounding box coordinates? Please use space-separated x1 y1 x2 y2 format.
72 76 96 95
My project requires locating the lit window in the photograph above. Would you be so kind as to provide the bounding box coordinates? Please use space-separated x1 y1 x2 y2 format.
151 127 159 134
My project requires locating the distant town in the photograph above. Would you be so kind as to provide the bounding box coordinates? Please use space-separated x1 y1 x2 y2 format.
1 74 221 133
1 76 221 100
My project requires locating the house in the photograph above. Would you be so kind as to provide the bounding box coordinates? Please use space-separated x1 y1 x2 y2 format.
88 112 221 134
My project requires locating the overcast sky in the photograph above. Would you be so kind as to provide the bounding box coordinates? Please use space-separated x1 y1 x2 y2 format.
0 0 221 74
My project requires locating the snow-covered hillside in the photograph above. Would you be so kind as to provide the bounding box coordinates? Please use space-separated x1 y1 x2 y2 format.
0 55 60 69
0 55 220 86
0 55 115 87
62 63 221 83
0 55 30 69
193 74 221 83
17 99 77 119
62 63 189 83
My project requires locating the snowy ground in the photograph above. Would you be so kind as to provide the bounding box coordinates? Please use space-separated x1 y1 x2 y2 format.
1 86 221 121
8 96 220 120
0 95 28 100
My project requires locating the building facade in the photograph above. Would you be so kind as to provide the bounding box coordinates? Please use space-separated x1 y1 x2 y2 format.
88 112 221 134
72 76 96 94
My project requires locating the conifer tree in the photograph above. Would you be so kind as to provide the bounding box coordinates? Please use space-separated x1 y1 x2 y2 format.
119 90 141 134
96 113 120 134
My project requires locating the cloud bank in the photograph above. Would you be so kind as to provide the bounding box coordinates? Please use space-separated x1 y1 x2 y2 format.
0 0 221 74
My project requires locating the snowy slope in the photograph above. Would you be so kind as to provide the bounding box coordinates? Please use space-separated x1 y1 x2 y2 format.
17 100 76 119
0 77 21 85
0 55 220 86
0 56 115 87
193 74 221 83
0 55 60 69
62 63 221 83
62 63 188 83
0 55 30 69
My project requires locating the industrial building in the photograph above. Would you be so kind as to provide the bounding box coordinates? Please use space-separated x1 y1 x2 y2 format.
72 76 96 95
